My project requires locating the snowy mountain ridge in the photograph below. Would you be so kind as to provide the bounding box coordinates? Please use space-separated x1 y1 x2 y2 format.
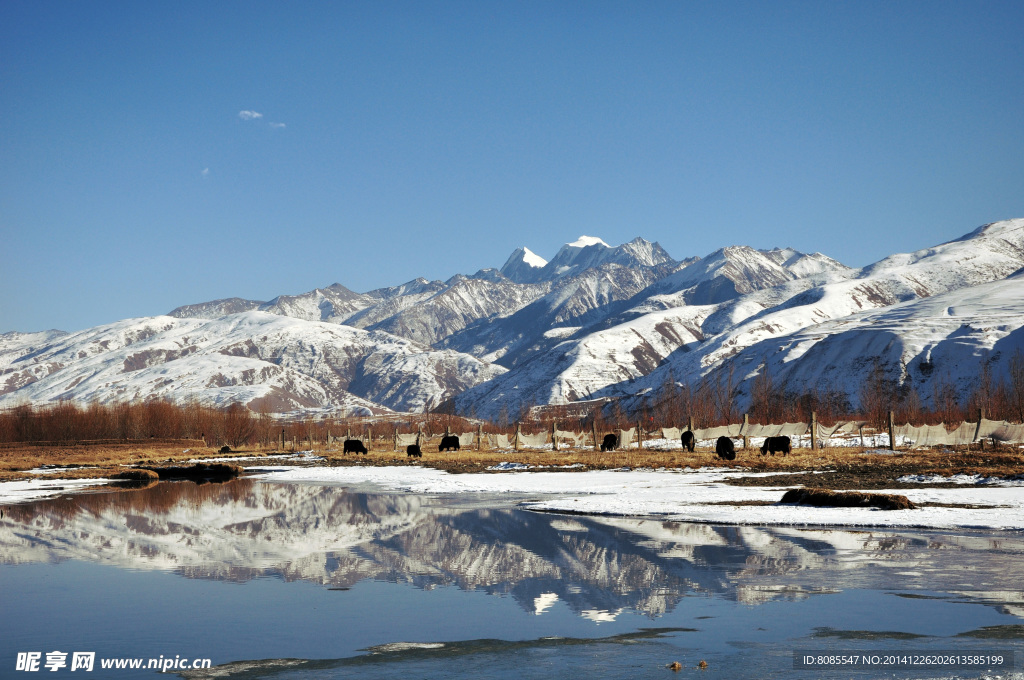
5 221 1024 416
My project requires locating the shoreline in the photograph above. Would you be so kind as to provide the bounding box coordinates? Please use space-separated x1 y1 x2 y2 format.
2 443 1023 531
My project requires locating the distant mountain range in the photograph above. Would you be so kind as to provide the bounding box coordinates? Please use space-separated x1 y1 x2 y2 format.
3 219 1024 418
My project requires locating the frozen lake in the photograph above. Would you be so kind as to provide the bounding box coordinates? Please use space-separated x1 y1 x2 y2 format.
1 478 1021 678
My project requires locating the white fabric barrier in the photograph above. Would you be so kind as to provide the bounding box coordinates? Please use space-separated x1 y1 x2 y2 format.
815 423 842 439
976 419 1000 440
740 423 805 438
985 422 1024 443
778 422 810 437
517 432 549 447
491 434 511 449
835 420 868 433
694 424 742 440
555 430 587 447
896 424 950 446
947 422 977 445
618 427 635 449
396 433 419 447
661 427 682 440
458 432 475 447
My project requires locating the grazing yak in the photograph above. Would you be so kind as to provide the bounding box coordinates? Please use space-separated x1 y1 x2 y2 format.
406 444 422 458
760 435 791 456
438 435 461 452
680 430 695 452
343 439 368 455
715 436 736 460
600 433 617 452
219 445 232 454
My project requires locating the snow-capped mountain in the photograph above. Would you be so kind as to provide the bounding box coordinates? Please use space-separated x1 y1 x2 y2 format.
0 312 504 413
454 219 1024 418
6 222 1024 416
499 247 548 283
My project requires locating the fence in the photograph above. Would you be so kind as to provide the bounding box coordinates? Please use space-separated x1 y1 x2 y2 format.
321 413 1023 453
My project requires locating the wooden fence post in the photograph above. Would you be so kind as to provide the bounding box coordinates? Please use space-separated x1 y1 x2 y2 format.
365 427 371 452
974 408 984 450
551 420 558 451
514 423 521 452
592 418 599 452
810 412 817 450
636 420 643 450
888 411 896 451
477 422 483 451
280 428 285 452
742 413 749 450
687 415 693 432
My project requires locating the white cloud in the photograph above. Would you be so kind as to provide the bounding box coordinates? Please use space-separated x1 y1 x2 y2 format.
238 110 263 120
201 168 210 178
270 122 286 129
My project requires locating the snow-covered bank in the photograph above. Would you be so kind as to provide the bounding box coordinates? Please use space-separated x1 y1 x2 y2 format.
2 463 1021 531
0 477 113 504
246 465 1024 531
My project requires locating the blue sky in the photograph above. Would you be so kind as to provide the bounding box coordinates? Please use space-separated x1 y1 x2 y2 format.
3 1 1022 333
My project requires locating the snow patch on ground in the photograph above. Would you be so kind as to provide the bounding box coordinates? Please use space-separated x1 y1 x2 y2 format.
897 473 1024 486
487 462 586 471
0 477 112 504
244 465 1024 531
5 462 1022 530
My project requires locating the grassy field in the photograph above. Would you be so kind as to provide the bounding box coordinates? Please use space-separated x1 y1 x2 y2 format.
1 436 1021 489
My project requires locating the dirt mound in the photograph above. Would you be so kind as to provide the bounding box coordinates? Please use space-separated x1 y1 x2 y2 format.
140 463 242 482
780 488 915 510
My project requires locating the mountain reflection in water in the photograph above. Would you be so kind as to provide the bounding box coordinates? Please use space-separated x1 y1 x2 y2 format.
2 479 1022 621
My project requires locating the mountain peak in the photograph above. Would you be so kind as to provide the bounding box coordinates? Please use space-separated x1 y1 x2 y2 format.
566 235 609 249
500 247 550 283
520 247 548 268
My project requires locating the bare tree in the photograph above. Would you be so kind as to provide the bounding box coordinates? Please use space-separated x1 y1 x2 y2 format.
1008 348 1024 422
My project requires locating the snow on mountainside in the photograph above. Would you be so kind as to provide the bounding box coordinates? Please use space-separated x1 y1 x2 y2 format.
441 262 671 367
0 312 505 413
637 246 851 308
499 247 548 283
696 271 1024 409
457 219 1024 419
609 219 1024 409
168 297 264 319
360 275 551 347
539 236 674 281
8 221 1024 416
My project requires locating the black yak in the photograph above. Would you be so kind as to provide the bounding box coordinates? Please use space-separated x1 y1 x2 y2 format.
439 435 461 452
344 439 368 455
715 436 736 460
680 430 695 452
407 444 422 458
760 436 791 457
600 433 617 452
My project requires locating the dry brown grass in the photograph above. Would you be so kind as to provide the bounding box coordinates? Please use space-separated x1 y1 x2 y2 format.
2 437 1021 490
780 488 916 510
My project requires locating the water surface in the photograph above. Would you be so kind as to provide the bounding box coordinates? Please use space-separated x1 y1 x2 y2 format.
1 479 1021 678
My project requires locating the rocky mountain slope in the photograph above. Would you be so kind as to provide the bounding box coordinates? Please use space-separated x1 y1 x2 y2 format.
5 220 1023 416
0 312 504 413
455 219 1024 419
